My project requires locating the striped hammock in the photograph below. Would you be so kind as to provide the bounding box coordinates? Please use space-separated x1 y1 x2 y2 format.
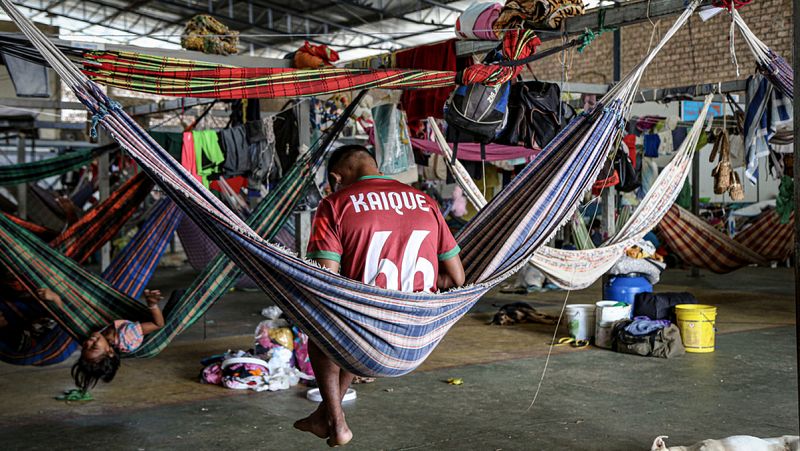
0 196 182 365
659 205 793 273
0 0 699 376
734 210 794 262
79 30 539 99
429 94 713 290
0 143 117 186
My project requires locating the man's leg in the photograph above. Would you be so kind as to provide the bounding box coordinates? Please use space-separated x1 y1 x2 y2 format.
294 342 354 446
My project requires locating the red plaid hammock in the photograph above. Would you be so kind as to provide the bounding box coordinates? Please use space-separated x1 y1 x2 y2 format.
81 31 540 99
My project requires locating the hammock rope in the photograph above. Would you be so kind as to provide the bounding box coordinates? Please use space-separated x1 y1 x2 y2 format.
731 8 793 99
0 0 700 376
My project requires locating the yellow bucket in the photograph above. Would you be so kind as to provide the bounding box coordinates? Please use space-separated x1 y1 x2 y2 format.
675 304 717 353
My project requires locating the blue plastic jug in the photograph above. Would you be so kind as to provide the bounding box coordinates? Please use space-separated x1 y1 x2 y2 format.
603 274 653 309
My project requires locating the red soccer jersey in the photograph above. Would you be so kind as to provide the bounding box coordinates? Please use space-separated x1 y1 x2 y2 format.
307 176 460 293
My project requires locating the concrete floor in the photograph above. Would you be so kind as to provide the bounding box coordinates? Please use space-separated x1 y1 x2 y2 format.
0 264 797 450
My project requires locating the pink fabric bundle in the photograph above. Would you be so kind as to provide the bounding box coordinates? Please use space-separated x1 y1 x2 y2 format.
455 2 502 41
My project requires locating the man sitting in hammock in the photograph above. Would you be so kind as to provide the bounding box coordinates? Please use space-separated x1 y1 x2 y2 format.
295 145 465 446
37 287 165 392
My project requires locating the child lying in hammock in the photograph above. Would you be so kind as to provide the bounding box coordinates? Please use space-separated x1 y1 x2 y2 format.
36 287 165 392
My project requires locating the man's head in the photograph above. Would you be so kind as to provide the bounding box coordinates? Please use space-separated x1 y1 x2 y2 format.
327 145 380 191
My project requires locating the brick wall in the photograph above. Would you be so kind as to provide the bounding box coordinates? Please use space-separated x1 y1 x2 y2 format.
529 1 793 88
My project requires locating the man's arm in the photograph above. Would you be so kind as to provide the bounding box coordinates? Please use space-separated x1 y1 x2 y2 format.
314 258 340 274
437 254 465 290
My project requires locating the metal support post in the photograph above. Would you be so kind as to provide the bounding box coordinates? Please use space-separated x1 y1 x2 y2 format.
98 140 111 272
792 0 799 422
691 144 701 277
601 186 616 237
294 209 312 260
16 132 26 220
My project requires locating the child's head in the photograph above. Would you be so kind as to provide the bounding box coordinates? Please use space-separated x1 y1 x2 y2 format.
72 331 120 392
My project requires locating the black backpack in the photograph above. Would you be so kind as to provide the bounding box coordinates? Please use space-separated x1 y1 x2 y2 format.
444 82 510 162
496 80 566 149
614 145 640 192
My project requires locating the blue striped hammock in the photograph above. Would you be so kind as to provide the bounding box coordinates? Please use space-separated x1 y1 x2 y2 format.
0 0 699 377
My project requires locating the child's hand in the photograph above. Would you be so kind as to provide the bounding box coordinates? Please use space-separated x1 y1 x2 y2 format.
36 288 63 309
143 289 163 305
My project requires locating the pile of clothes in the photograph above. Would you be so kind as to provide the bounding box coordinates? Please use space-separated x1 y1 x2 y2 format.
608 239 666 285
609 292 699 359
199 307 314 392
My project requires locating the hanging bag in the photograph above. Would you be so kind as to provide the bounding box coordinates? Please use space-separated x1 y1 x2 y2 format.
710 129 732 195
728 171 745 200
496 80 563 149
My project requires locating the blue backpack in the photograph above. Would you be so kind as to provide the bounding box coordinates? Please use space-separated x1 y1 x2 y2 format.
444 49 510 162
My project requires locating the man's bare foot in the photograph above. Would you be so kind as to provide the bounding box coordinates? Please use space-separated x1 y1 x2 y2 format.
294 408 329 439
326 421 353 447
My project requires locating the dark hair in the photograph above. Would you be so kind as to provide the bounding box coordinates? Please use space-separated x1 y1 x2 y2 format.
326 145 376 188
71 353 121 393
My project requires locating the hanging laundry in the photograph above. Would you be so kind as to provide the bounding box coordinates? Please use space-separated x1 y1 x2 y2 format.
273 103 300 176
744 74 793 184
218 126 249 177
372 103 415 175
191 130 224 188
181 131 201 183
622 134 637 166
671 127 688 151
150 131 183 161
248 117 279 190
640 157 659 196
395 40 459 123
643 133 660 157
657 129 673 156
728 133 746 169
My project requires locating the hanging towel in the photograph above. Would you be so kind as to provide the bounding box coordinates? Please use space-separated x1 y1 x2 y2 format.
744 74 793 184
395 40 459 123
192 130 225 188
643 134 660 157
181 131 201 183
219 126 249 177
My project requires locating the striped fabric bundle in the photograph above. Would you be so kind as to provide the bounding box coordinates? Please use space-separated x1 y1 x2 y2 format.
0 0 700 376
80 30 539 99
658 205 767 273
732 8 793 99
0 143 116 186
430 95 714 290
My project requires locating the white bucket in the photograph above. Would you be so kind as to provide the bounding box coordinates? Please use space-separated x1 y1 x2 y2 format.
594 300 633 349
565 304 596 341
